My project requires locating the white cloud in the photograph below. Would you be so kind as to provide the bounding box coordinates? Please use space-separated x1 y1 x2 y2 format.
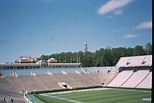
97 0 133 15
123 34 140 38
135 21 152 29
114 10 123 15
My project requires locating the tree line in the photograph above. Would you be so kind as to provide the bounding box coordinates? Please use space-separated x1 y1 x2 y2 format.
39 43 152 67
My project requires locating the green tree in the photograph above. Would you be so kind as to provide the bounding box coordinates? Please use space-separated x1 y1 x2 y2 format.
39 55 48 60
133 45 145 56
39 44 151 67
144 42 152 55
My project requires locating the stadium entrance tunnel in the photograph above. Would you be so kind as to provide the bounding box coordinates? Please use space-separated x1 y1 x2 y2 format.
58 82 72 89
63 84 67 88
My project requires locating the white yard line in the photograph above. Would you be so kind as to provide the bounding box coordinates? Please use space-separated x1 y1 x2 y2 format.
42 94 85 103
41 88 151 103
45 88 111 95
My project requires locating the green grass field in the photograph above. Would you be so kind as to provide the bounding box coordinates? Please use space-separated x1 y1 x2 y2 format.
34 88 151 103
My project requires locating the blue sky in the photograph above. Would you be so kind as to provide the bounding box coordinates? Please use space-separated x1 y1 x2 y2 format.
0 0 152 63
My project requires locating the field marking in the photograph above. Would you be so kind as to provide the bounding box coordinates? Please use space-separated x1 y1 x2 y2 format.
44 88 111 95
42 94 85 103
40 88 151 103
142 98 151 101
110 88 151 93
43 88 150 95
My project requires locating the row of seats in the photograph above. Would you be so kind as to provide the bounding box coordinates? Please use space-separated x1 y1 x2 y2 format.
1 68 151 102
0 78 27 103
4 71 117 92
108 69 152 88
116 55 152 67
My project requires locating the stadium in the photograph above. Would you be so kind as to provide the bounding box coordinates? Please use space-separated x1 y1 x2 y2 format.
0 55 152 103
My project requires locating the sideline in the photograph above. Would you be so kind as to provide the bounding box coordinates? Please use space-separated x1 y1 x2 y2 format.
110 88 151 93
42 94 85 103
41 88 151 102
41 87 151 95
45 88 111 95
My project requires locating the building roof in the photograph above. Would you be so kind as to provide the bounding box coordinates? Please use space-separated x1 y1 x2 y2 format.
47 58 57 62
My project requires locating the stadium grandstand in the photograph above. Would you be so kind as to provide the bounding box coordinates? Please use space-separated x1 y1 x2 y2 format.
107 55 152 89
0 55 152 103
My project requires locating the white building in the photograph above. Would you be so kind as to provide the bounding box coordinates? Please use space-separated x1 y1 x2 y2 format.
47 58 58 63
18 56 38 63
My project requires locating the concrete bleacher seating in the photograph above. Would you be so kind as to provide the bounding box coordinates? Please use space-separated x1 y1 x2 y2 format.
3 67 151 95
5 76 25 91
0 78 27 103
82 72 101 85
121 70 150 88
83 66 118 72
2 71 117 93
67 73 89 87
106 55 152 89
107 69 152 89
101 72 119 85
116 55 152 67
82 72 117 86
136 71 152 88
108 70 133 87
0 55 152 103
35 75 61 90
55 73 80 87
